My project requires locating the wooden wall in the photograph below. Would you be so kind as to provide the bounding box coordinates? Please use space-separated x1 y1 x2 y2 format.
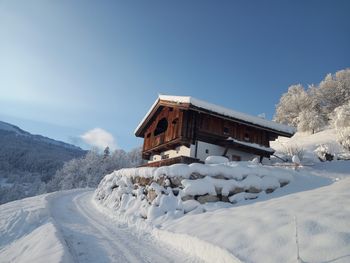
142 107 273 158
142 106 183 152
191 111 270 147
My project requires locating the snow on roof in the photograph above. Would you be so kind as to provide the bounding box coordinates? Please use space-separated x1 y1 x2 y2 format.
226 137 275 153
135 95 296 135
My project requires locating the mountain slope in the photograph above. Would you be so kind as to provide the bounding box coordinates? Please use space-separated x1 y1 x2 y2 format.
0 121 86 204
0 120 82 150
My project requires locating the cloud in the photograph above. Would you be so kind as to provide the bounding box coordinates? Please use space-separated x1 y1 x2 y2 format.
81 128 117 150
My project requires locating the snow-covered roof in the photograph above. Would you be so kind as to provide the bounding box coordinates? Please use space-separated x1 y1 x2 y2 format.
135 95 296 136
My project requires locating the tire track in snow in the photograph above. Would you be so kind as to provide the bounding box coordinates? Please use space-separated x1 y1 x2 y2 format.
49 190 199 263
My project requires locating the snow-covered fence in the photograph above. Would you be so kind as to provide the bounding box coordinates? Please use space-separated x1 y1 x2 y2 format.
94 162 295 222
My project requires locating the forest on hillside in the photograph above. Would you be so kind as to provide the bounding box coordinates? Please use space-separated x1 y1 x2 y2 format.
0 125 143 204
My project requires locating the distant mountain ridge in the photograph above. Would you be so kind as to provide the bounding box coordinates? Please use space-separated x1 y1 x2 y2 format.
0 120 82 151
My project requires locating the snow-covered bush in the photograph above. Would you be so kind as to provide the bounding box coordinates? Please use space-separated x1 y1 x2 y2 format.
314 144 334 162
332 102 350 151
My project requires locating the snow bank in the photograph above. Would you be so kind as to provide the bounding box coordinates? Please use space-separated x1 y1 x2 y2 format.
153 229 242 263
163 176 350 263
0 223 71 263
0 193 73 263
94 159 350 263
94 128 350 263
93 147 350 263
99 161 294 182
271 128 345 163
95 161 297 225
205 155 229 164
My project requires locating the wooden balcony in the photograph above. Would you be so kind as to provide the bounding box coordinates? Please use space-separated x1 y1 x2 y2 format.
140 156 202 167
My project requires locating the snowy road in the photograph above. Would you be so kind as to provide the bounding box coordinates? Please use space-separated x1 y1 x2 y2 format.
49 190 199 263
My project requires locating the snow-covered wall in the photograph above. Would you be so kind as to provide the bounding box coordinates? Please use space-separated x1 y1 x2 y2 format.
94 161 294 224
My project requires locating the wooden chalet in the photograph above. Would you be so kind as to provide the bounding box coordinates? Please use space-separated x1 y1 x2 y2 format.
135 95 295 167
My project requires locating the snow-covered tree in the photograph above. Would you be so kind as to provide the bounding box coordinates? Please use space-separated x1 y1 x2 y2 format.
315 69 350 117
103 146 110 159
332 102 350 151
274 84 310 126
274 68 349 133
47 146 143 192
297 108 326 134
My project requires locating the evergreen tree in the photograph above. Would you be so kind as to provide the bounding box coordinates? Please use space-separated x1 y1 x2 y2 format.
103 146 110 159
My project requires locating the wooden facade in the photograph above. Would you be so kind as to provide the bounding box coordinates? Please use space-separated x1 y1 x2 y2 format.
136 97 294 166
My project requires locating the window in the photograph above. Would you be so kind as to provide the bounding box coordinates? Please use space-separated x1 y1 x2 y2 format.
223 126 229 135
205 149 209 154
154 118 168 136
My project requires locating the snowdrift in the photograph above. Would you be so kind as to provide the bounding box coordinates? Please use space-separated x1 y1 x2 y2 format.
163 176 350 263
94 144 350 263
0 192 73 263
94 161 296 223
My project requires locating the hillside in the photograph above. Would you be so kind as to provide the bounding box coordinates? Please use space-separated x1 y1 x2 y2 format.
0 121 86 204
0 129 349 263
271 128 343 155
93 128 350 263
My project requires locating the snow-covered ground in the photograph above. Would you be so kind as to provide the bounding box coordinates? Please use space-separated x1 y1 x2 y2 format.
0 193 72 263
0 190 202 263
94 129 350 263
93 160 350 263
1 129 350 263
271 128 346 161
162 166 350 263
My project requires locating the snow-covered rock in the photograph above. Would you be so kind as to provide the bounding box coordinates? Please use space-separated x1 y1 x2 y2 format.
182 200 201 213
94 160 297 224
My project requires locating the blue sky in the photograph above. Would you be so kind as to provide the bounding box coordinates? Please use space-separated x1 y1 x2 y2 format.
0 0 349 150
